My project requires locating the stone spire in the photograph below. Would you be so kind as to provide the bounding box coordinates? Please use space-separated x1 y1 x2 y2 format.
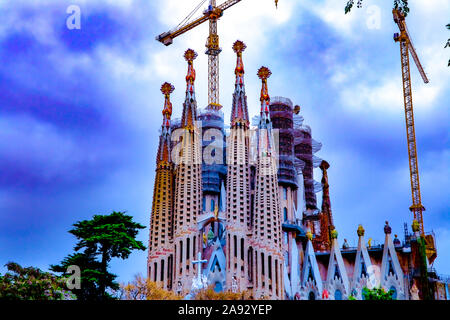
258 66 273 128
252 66 283 299
173 49 203 291
225 40 251 292
230 40 249 127
181 49 198 130
157 82 175 163
148 82 176 290
312 160 334 251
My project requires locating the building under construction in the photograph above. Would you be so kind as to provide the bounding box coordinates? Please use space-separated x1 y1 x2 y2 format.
146 40 449 300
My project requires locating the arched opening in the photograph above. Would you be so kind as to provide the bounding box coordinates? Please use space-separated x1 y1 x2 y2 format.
308 291 316 300
334 289 342 300
390 286 397 300
214 281 223 293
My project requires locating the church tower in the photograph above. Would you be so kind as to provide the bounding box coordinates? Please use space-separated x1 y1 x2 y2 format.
172 49 203 293
225 40 252 292
252 66 284 299
148 82 175 290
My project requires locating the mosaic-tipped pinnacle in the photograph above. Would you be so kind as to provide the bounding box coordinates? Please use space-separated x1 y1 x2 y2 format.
257 66 272 80
232 40 247 54
357 225 365 237
320 160 330 170
184 49 198 62
161 82 175 96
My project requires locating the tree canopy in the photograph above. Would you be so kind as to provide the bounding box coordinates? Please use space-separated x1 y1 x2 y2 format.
52 211 146 300
0 262 75 300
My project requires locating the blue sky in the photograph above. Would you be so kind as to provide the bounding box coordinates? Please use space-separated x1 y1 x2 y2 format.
0 0 448 284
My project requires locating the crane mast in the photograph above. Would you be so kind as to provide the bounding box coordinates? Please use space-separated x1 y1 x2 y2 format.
392 9 428 236
206 0 223 110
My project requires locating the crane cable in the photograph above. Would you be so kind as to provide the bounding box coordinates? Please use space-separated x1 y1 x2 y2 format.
173 0 208 32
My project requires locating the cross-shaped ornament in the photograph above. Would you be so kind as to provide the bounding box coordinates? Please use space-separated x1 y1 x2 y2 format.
192 252 208 283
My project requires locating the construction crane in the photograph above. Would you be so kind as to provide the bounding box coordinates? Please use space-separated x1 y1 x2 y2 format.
392 9 436 263
156 0 279 111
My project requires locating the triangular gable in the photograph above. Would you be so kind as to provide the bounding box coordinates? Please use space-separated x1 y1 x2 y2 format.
301 238 323 294
353 232 375 287
381 233 404 282
205 244 226 278
326 238 349 293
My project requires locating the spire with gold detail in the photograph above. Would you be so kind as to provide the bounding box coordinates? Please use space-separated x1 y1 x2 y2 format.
157 82 174 164
173 49 203 290
181 49 198 130
148 82 176 290
230 40 249 127
258 66 272 125
225 40 252 292
252 66 283 299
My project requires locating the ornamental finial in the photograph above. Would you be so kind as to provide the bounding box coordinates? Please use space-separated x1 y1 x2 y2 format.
161 82 174 125
233 40 247 54
306 230 313 241
184 48 198 63
257 66 272 81
331 228 338 239
357 224 365 237
161 82 175 96
384 221 392 234
233 40 246 88
258 66 271 116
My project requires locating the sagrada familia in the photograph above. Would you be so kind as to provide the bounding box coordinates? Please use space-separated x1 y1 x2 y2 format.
147 41 449 300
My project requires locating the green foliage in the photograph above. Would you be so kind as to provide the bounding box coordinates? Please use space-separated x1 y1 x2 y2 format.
362 287 395 300
50 253 118 301
52 211 146 300
416 236 433 300
0 262 76 300
345 0 409 16
348 294 357 300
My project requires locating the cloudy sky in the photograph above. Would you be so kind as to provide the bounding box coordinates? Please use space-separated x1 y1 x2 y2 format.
0 0 448 284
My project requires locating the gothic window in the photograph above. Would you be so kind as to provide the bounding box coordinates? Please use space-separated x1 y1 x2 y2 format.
390 286 397 300
308 266 314 282
388 256 395 277
334 263 341 280
308 291 316 300
361 260 368 278
334 289 342 300
283 208 288 222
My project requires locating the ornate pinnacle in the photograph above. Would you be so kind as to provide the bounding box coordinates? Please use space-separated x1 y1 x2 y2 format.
306 230 313 241
184 48 198 63
320 160 330 171
384 221 392 234
161 82 174 124
258 66 271 115
331 228 338 240
233 40 247 54
257 66 272 81
357 225 365 237
161 82 175 96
